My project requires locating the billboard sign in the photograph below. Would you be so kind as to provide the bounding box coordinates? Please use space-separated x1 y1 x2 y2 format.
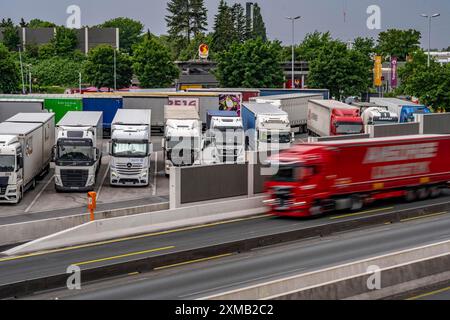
199 44 209 59
374 56 383 87
219 93 242 115
168 97 200 112
391 57 398 88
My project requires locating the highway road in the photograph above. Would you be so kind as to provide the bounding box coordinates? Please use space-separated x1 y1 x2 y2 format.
406 285 450 300
23 212 450 300
0 193 449 290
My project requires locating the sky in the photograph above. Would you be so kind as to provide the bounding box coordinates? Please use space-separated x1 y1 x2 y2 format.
1 0 449 49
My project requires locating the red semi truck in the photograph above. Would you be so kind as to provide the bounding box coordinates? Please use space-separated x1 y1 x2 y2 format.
307 99 364 136
264 134 450 217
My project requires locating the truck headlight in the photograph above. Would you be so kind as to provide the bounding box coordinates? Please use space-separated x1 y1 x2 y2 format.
55 176 62 186
141 170 147 177
87 176 95 186
111 171 118 178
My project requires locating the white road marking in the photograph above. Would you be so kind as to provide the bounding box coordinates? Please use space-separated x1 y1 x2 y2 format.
24 175 54 213
96 165 109 201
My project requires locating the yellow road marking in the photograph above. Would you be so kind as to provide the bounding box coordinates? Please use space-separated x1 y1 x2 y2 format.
329 207 394 220
0 214 270 263
128 272 139 276
406 286 450 300
73 246 175 266
400 212 447 223
154 253 233 271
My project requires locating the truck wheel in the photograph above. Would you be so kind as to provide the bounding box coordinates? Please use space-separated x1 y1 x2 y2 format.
350 195 364 211
404 189 417 202
429 186 441 198
417 187 429 200
31 179 36 190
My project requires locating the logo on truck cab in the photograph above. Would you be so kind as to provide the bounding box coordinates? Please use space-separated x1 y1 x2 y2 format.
363 143 438 164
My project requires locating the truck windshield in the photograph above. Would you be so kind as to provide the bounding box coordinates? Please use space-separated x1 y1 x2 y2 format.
58 141 94 162
112 141 147 157
260 131 291 144
167 137 200 150
0 155 15 172
336 122 363 134
272 165 315 182
213 128 244 146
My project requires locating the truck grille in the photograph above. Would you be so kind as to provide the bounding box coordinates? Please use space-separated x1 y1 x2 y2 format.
61 169 88 188
115 163 143 175
0 187 6 196
273 187 294 209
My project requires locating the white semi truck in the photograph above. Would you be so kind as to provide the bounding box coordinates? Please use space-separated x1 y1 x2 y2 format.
250 93 323 133
352 102 399 125
204 110 245 165
54 111 103 192
241 103 292 152
0 113 55 204
163 105 203 175
109 109 152 186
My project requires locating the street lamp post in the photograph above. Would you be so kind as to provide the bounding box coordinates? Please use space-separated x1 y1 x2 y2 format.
18 45 26 94
113 49 117 92
421 13 440 68
286 16 301 89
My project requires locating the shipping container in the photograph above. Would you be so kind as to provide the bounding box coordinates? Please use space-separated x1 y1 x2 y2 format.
44 97 83 123
0 99 45 122
259 88 330 100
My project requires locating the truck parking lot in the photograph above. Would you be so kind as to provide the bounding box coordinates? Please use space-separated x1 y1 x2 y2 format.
0 137 169 220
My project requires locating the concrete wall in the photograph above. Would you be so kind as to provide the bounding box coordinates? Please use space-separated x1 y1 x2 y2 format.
201 240 450 300
308 134 370 143
4 195 266 255
0 201 168 247
180 164 248 204
417 113 450 134
366 122 420 138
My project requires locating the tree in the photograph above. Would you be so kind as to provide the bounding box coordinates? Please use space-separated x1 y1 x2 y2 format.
353 37 376 57
231 3 248 43
250 3 267 41
295 31 332 62
215 38 284 88
377 29 421 61
165 0 208 56
52 27 78 56
28 19 56 28
190 0 208 36
83 45 133 89
99 17 144 54
0 18 20 51
212 0 236 53
308 40 372 99
0 43 20 93
33 57 82 87
132 34 179 88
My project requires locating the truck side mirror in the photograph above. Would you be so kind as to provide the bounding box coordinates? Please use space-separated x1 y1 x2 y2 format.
291 132 295 142
148 142 153 155
107 142 112 155
95 148 100 160
52 146 56 162
161 138 165 149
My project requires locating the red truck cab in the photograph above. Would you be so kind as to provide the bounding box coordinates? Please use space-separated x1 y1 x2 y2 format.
331 108 364 136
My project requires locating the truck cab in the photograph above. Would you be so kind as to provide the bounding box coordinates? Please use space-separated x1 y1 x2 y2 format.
400 105 431 123
361 107 399 125
164 119 203 175
109 109 152 186
330 108 364 135
0 136 23 203
54 112 103 192
205 111 245 164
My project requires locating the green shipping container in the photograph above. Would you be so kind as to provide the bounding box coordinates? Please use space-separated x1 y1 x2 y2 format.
44 98 83 123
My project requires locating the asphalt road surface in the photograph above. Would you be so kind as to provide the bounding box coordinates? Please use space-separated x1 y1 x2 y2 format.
22 212 450 300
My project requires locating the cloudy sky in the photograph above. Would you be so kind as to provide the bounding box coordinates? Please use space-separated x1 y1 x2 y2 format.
1 0 449 49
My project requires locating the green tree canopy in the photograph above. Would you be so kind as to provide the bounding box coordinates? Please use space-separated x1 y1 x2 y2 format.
99 17 144 54
28 19 56 28
0 43 20 93
33 57 82 87
132 34 179 88
295 31 332 62
215 38 284 88
0 18 20 51
231 3 248 43
352 37 376 57
307 40 372 99
212 0 237 53
83 45 132 89
250 3 267 42
377 29 421 61
37 27 80 59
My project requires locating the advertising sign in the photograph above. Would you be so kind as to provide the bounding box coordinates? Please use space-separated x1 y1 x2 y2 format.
219 93 242 114
391 57 398 88
168 97 200 112
199 44 209 59
374 55 382 87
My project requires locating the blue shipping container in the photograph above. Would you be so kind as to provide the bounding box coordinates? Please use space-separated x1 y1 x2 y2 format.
82 97 123 130
259 88 330 100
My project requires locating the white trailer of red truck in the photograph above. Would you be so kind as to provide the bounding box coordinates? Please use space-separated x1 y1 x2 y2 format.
250 93 323 133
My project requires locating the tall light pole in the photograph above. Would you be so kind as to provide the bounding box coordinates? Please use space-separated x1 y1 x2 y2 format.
286 16 301 89
421 13 440 68
18 45 26 94
113 48 117 92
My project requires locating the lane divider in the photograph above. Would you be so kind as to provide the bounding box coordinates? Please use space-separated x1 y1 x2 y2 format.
329 207 394 220
73 246 175 266
154 253 233 271
0 214 271 263
400 211 447 223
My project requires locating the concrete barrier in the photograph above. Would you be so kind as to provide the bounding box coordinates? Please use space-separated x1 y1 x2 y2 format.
4 196 267 255
416 113 450 134
307 134 370 143
366 122 420 138
201 240 450 300
0 201 169 247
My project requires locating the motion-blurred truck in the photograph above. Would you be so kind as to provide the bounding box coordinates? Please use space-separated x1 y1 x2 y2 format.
307 100 364 136
370 98 431 123
204 110 245 164
54 111 103 192
0 113 55 203
264 134 450 217
163 105 203 176
109 109 152 186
